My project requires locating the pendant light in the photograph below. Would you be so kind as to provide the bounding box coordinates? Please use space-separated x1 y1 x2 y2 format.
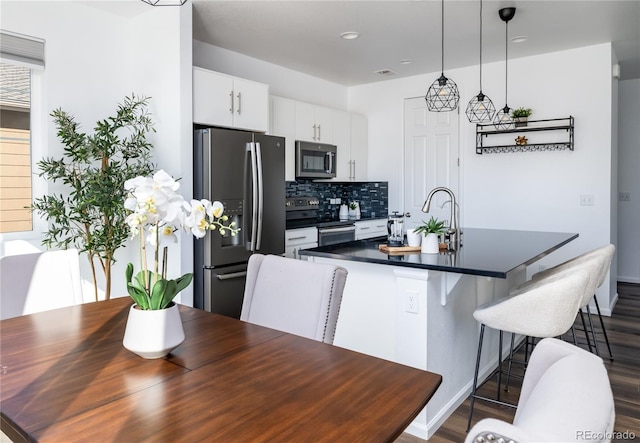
465 0 495 123
494 7 516 130
425 0 459 112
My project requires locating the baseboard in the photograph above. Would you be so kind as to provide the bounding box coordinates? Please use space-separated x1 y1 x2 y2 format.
618 276 640 284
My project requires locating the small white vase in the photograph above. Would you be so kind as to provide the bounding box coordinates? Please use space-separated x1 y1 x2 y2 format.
421 233 440 254
123 302 185 359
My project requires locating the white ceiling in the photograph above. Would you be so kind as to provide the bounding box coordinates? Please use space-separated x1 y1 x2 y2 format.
191 0 640 86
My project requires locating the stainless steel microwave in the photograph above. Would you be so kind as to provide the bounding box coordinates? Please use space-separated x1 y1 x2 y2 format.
295 141 337 179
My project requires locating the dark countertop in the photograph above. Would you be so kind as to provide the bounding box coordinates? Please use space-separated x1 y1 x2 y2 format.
298 228 578 278
286 216 387 230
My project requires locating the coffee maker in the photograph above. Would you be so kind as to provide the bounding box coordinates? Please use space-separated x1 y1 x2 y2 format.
387 212 405 246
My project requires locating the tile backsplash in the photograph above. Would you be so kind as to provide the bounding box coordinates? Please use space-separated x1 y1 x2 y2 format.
286 180 388 219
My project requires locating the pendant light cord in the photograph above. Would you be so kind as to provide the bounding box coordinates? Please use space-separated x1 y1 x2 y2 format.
441 0 444 74
479 0 483 91
504 19 509 105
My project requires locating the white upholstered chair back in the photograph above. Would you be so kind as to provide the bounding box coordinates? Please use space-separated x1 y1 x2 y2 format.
0 249 84 320
240 254 347 344
466 338 615 443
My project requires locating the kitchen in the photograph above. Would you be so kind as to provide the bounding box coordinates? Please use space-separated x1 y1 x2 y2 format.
1 0 639 440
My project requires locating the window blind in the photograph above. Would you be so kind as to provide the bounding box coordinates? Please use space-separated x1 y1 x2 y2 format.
0 30 45 70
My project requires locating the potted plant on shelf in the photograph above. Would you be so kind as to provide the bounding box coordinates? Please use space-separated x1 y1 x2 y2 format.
511 107 533 127
122 169 239 359
414 216 446 254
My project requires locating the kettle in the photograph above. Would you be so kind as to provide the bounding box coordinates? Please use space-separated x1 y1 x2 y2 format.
339 204 349 221
387 211 405 246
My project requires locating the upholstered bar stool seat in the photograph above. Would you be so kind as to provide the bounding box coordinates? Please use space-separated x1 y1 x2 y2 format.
241 254 348 344
467 268 591 431
532 244 615 360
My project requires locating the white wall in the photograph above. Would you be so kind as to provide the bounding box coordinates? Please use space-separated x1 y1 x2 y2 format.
617 79 640 283
193 39 348 110
0 1 193 303
349 43 618 310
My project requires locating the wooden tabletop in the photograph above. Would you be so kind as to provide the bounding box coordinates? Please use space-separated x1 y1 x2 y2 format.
0 297 441 442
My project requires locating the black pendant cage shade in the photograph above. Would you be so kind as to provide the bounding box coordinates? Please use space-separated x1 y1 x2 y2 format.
494 7 516 129
426 74 460 112
426 0 459 112
466 0 495 123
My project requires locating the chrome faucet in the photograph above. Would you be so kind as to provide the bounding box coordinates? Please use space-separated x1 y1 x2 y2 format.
422 187 460 250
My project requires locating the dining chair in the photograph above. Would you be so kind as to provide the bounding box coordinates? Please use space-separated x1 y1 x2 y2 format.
467 267 591 431
240 254 348 344
532 244 615 360
0 248 84 320
465 338 614 443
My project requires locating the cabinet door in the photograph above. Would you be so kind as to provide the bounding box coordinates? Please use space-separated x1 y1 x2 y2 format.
233 78 269 132
295 102 317 142
314 106 333 143
333 109 351 180
193 68 234 127
350 113 368 180
270 96 296 181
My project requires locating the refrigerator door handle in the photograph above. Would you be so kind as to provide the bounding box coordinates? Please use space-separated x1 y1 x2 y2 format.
248 142 258 252
255 141 264 250
216 271 247 281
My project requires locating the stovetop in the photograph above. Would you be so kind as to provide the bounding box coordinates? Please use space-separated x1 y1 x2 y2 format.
286 216 355 230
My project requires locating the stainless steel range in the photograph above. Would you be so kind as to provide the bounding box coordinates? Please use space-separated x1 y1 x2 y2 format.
286 196 356 247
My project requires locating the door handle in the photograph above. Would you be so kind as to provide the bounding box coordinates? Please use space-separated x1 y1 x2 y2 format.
216 271 247 281
255 142 264 250
248 142 258 251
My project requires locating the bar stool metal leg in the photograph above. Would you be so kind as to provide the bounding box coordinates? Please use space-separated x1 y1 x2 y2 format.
585 304 601 357
579 309 593 352
467 324 485 432
593 295 614 361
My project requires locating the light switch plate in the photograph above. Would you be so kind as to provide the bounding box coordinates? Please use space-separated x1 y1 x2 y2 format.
619 192 631 202
580 194 594 206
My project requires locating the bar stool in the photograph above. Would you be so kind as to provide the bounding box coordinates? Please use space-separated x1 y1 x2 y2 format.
532 244 615 360
467 268 591 431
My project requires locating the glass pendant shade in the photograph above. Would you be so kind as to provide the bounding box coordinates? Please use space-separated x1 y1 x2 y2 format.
426 74 460 112
494 105 514 130
425 0 459 112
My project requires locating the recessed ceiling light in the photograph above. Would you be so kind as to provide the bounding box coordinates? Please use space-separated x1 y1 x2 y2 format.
399 59 413 65
512 36 528 43
340 31 359 40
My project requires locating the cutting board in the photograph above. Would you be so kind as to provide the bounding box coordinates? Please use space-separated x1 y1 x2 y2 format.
378 244 422 254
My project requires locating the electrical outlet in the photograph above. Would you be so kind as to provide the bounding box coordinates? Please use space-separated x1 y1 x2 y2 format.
580 194 594 206
406 292 418 314
619 192 631 202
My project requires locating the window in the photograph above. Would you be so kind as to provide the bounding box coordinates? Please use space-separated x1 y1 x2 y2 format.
0 62 32 233
0 30 45 234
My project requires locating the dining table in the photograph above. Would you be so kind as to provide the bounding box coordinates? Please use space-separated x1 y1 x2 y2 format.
0 297 442 442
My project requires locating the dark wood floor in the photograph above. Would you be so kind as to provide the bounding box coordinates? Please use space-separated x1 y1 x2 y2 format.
396 282 640 442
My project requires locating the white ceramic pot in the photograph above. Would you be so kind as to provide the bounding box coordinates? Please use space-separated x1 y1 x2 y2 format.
123 302 185 359
421 233 440 254
406 228 422 247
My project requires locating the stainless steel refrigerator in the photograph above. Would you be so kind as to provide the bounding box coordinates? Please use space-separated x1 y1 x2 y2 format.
193 127 285 318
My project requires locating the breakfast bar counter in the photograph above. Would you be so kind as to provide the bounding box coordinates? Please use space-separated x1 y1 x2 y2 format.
299 228 578 439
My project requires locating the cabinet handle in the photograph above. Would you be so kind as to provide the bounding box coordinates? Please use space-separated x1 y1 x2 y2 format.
317 125 321 140
312 124 317 141
287 236 307 241
360 226 371 230
236 92 241 114
229 91 234 114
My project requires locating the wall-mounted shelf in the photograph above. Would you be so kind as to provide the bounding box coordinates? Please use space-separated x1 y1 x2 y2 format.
476 116 574 154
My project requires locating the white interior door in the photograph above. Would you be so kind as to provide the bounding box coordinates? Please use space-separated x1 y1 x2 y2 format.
403 97 459 230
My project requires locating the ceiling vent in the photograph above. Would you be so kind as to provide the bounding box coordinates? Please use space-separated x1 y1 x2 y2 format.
375 69 395 76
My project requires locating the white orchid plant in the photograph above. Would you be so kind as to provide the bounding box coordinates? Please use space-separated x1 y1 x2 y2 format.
124 170 239 310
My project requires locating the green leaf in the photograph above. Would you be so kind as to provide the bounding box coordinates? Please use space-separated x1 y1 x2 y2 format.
160 279 178 310
125 263 134 284
127 283 149 310
150 279 168 310
174 273 193 295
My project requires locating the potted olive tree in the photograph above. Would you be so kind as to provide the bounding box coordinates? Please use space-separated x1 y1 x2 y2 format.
32 94 155 301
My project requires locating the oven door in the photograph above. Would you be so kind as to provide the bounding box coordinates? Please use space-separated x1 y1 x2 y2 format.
318 225 356 247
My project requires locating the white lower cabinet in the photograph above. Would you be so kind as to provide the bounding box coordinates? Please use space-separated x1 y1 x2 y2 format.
285 227 318 259
355 219 387 240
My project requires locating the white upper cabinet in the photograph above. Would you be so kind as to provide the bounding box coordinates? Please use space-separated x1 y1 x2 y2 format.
295 102 333 143
334 110 368 181
349 113 368 181
270 96 297 181
193 67 269 132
